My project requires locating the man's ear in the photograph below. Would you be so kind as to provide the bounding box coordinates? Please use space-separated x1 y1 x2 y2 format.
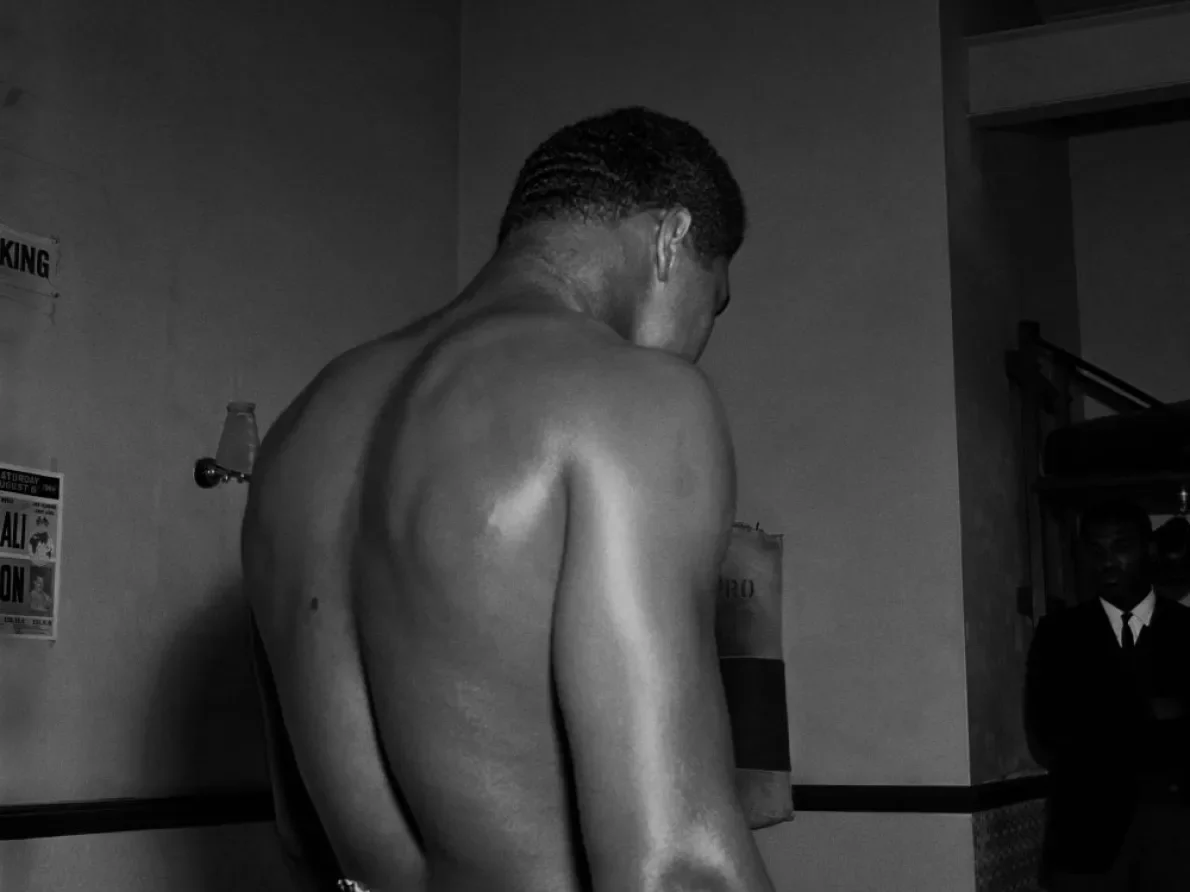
653 207 693 283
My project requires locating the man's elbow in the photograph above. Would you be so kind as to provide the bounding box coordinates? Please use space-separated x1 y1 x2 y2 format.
649 854 772 892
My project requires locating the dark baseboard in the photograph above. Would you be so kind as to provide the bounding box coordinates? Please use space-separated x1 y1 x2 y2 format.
0 791 274 841
793 775 1050 814
0 776 1049 841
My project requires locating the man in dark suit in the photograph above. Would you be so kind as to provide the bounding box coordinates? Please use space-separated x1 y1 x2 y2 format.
1027 501 1190 890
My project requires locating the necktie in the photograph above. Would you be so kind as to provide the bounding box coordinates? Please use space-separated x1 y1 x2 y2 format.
1120 611 1135 651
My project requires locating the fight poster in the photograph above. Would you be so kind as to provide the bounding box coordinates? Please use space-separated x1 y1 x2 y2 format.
0 462 63 639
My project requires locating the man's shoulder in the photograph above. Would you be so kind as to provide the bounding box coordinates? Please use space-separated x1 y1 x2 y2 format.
514 315 707 387
456 316 721 434
1155 595 1190 631
551 345 725 451
564 341 716 409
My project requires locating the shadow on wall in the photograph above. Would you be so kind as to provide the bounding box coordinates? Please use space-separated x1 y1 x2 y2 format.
142 575 281 891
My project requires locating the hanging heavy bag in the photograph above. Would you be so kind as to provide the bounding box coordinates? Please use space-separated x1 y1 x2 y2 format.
716 522 794 829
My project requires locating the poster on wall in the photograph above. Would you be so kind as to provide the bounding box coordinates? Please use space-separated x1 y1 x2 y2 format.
0 462 63 640
0 222 60 299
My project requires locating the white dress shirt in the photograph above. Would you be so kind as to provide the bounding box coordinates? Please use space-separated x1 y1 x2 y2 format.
1100 589 1156 647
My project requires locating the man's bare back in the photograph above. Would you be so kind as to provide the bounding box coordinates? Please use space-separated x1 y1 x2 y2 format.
241 106 772 892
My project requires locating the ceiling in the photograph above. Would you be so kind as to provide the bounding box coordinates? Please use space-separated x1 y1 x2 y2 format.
968 1 1190 133
1036 0 1186 20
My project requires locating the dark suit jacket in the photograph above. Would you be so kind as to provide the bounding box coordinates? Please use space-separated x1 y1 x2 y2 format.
1025 596 1190 873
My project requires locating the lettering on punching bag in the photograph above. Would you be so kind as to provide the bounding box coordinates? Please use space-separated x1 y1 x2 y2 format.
719 577 756 601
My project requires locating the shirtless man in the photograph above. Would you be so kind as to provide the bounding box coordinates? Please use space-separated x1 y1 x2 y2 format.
241 106 774 892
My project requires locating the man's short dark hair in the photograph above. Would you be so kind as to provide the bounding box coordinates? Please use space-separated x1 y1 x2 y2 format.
497 106 746 266
1079 501 1153 540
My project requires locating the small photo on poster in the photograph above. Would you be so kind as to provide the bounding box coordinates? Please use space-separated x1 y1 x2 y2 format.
29 516 56 563
28 564 54 613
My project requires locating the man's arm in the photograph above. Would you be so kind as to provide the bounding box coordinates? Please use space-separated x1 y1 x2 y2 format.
551 352 774 892
248 619 339 891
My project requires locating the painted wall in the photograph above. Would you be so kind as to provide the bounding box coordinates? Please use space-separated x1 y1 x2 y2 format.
0 824 291 892
942 3 1082 784
755 812 977 892
0 0 458 815
947 127 1080 784
1071 120 1190 408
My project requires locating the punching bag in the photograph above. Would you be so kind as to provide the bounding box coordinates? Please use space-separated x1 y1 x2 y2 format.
716 522 794 828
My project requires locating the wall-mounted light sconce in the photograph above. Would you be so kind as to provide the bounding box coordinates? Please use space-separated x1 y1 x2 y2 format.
194 401 260 488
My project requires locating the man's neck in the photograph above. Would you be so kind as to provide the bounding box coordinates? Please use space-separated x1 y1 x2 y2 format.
466 240 643 339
